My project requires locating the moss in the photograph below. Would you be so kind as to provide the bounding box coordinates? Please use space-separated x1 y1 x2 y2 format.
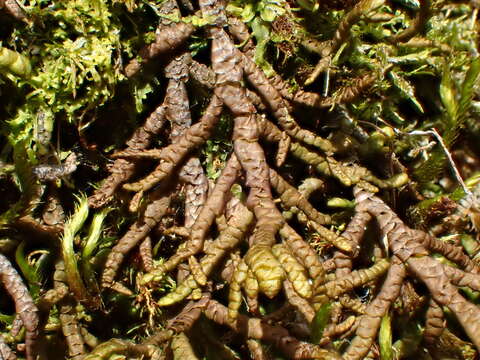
0 0 479 358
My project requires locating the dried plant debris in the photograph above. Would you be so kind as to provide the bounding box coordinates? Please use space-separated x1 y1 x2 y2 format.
33 153 78 182
0 0 479 358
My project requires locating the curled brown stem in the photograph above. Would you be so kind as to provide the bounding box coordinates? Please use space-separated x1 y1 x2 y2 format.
389 0 432 43
0 254 39 360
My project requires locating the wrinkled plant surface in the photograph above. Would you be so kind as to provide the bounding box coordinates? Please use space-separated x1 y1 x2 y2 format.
1 0 480 359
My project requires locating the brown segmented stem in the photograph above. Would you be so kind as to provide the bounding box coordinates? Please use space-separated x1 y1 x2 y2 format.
156 202 253 306
207 23 287 300
88 102 166 208
272 243 312 299
413 228 480 273
167 294 211 333
247 339 272 360
353 188 428 261
306 0 384 85
441 263 480 290
389 0 432 43
38 0 474 356
171 332 199 360
241 54 337 154
269 168 332 225
101 190 172 288
180 158 209 228
256 114 283 143
333 211 372 279
298 178 325 198
339 295 367 314
227 15 256 58
343 257 405 360
424 299 445 345
164 53 210 231
354 187 480 351
204 299 342 360
188 58 266 111
188 59 216 89
227 15 327 110
255 115 290 165
159 154 240 277
408 256 480 350
320 315 357 345
322 258 390 299
139 236 154 272
120 95 223 192
228 259 248 321
38 259 69 324
60 298 86 360
283 279 316 322
245 269 260 314
279 224 326 293
0 254 39 360
210 27 284 249
268 169 349 252
124 17 195 78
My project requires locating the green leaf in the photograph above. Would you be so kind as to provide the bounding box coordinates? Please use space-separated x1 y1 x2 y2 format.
392 320 423 358
439 63 458 127
61 194 90 302
327 197 355 208
310 302 332 344
133 81 154 113
230 184 245 200
0 313 14 325
458 57 480 125
15 241 41 297
232 3 255 23
251 17 275 77
225 4 244 18
379 313 393 360
461 234 478 256
389 71 424 113
259 1 285 22
0 143 39 228
296 0 319 11
0 47 32 78
387 49 434 66
82 208 110 261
